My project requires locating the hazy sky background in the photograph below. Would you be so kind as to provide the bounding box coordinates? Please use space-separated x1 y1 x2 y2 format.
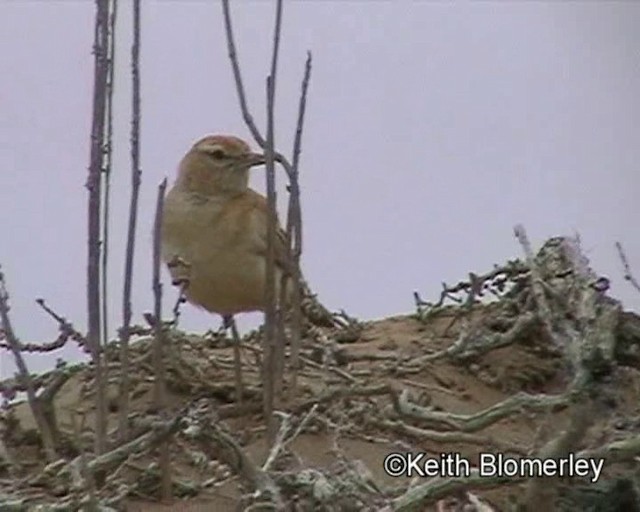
1 1 639 377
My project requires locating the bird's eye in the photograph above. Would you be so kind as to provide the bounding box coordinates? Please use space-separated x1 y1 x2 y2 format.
210 149 225 159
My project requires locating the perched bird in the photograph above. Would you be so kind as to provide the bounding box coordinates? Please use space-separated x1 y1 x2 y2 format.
161 134 333 325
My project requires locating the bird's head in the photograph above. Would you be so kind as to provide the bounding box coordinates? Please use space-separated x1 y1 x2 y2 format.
176 135 265 196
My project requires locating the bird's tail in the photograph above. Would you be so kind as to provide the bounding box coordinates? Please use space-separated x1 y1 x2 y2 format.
298 277 335 327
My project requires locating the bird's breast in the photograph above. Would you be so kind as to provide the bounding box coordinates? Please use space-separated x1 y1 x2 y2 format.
160 189 277 315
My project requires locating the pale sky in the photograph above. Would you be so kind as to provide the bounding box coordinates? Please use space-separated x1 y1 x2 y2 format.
1 1 639 377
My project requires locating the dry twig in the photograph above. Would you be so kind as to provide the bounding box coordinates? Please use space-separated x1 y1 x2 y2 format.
151 178 171 501
119 0 142 442
86 0 112 456
616 241 640 294
286 52 312 399
0 270 57 461
101 0 118 355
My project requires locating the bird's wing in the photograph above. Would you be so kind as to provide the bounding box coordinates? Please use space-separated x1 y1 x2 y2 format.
244 189 293 274
242 190 335 326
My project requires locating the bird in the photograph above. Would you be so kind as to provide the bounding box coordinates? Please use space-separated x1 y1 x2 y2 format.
160 134 333 326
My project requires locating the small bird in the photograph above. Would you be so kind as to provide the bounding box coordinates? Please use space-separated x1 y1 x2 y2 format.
161 134 332 325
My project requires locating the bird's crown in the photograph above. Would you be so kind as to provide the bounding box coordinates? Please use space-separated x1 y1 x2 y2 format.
192 135 252 160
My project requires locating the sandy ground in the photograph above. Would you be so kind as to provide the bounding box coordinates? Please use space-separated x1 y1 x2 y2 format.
2 301 640 511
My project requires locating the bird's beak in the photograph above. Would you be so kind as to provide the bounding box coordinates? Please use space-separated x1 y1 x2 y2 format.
246 152 266 167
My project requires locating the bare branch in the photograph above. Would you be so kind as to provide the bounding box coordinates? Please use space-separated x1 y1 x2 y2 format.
57 414 183 482
512 233 616 510
36 298 86 340
286 52 312 398
616 241 640 294
522 401 593 510
220 0 295 180
513 225 556 342
394 389 569 433
205 421 283 507
0 269 57 461
119 0 142 443
151 178 171 501
263 79 278 433
86 0 111 456
262 411 291 472
220 0 265 148
2 298 86 353
261 0 284 438
393 469 520 512
101 0 118 353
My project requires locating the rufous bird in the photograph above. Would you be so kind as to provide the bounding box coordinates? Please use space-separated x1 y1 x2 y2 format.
161 134 333 326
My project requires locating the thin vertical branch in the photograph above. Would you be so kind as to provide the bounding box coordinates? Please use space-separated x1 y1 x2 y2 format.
87 0 111 456
220 0 315 414
263 0 284 439
118 0 142 443
152 179 171 501
286 52 311 259
263 74 277 436
286 52 312 397
220 0 294 181
101 0 118 348
268 0 283 93
0 269 57 462
270 0 285 408
221 0 265 148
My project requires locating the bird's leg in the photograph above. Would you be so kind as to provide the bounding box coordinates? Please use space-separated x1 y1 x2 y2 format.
273 307 287 403
167 255 191 330
223 314 244 404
